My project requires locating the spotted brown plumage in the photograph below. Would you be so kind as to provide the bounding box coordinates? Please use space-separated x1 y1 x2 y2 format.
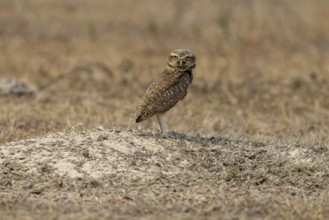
134 49 196 135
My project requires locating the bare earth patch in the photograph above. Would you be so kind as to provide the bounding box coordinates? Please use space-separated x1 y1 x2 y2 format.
1 0 329 219
0 129 328 219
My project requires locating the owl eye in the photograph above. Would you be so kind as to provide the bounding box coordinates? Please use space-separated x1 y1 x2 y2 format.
172 55 179 60
185 56 192 61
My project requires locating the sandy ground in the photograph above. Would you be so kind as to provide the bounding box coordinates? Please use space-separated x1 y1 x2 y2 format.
1 0 329 219
1 129 328 219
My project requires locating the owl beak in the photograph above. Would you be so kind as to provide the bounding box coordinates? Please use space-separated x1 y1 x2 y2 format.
179 59 183 67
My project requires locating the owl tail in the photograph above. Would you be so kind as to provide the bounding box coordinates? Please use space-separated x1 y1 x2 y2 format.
135 110 148 123
133 104 147 123
136 115 143 123
135 108 154 123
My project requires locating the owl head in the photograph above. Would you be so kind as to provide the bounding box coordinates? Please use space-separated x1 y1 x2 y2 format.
167 49 196 70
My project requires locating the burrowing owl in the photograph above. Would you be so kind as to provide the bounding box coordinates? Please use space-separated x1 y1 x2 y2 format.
134 49 196 135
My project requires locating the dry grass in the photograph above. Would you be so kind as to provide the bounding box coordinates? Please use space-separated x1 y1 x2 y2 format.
0 0 329 219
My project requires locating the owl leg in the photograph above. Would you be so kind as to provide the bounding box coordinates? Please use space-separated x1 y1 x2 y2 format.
156 113 168 135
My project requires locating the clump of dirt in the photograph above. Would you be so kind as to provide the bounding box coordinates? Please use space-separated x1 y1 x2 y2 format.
0 79 36 97
0 129 328 219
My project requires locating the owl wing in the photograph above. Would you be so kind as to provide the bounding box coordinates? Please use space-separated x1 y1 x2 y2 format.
136 70 192 123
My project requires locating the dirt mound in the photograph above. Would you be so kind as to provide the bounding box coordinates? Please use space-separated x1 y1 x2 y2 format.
0 79 36 97
0 129 328 219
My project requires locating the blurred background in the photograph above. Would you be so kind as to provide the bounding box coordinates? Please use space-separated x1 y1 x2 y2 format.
0 0 328 145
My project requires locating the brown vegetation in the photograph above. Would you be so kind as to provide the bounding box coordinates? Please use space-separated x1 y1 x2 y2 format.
0 0 328 219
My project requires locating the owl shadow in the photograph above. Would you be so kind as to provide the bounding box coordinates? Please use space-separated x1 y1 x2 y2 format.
137 131 231 145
